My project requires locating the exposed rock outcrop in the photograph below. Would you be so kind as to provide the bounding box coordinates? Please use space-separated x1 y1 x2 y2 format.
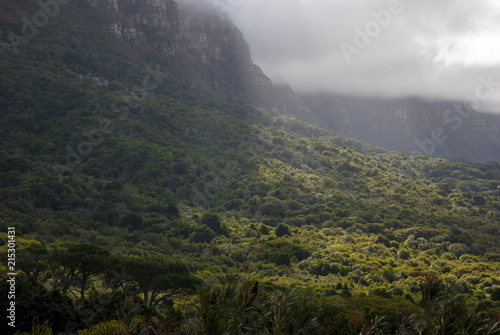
85 0 271 95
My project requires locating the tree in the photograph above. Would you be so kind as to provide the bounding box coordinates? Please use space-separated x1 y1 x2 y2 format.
17 243 49 282
118 257 200 307
0 276 76 334
49 244 111 302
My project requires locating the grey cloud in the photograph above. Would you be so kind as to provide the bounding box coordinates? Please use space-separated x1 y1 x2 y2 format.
228 0 500 111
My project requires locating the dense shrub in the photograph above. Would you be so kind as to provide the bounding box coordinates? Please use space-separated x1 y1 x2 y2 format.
275 223 291 237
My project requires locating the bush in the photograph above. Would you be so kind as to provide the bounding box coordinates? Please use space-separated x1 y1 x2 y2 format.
472 195 486 206
398 249 411 260
201 212 229 236
273 253 291 266
288 243 311 261
77 290 145 327
275 223 291 237
165 202 180 218
190 226 216 243
370 286 393 299
120 213 143 231
448 243 470 257
78 320 128 335
490 287 500 301
259 224 271 235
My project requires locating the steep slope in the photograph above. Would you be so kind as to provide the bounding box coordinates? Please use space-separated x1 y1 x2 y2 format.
0 0 272 96
299 94 500 163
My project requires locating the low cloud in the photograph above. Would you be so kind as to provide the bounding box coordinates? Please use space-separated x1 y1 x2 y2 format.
229 0 500 111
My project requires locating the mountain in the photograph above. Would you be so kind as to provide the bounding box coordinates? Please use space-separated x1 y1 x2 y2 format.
298 94 500 163
0 0 499 333
0 0 272 94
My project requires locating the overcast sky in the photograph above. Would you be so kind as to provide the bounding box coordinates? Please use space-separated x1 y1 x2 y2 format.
226 0 500 111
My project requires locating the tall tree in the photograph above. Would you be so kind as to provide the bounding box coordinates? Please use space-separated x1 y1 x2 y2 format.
49 243 111 302
17 243 49 282
118 256 200 307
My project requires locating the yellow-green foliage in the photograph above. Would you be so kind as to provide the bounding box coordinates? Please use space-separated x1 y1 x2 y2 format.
15 319 52 335
78 320 128 335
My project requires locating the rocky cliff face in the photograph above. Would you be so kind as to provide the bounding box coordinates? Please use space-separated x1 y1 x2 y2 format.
86 0 271 95
0 0 299 115
300 95 500 163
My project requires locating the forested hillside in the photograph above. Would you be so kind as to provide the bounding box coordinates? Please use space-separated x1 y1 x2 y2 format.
299 94 500 164
0 0 499 334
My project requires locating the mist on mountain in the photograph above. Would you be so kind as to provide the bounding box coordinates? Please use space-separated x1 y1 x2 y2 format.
229 0 500 110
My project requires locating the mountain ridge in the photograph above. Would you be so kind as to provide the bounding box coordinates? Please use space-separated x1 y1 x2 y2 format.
4 0 497 164
297 94 500 163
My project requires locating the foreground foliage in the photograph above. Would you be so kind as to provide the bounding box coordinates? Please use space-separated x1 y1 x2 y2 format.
5 275 499 334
